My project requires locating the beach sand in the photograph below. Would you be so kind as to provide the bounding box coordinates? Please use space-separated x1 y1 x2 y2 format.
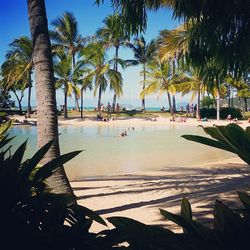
72 157 250 233
9 114 250 233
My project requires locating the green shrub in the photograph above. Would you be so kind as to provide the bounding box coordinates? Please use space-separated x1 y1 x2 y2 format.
0 121 109 250
200 107 243 119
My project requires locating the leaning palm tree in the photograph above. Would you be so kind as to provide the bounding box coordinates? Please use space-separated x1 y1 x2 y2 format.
97 13 128 111
50 11 84 111
27 0 74 196
140 58 176 116
1 57 27 115
81 42 123 113
54 51 81 119
126 36 155 111
6 37 33 117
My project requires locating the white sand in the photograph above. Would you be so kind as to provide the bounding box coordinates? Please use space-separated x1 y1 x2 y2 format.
71 157 250 233
10 113 250 129
9 114 250 232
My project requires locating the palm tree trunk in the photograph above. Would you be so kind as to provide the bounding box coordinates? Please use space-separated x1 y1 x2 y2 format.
27 73 32 118
13 90 23 115
142 64 146 111
196 85 201 120
72 53 80 112
172 95 176 113
64 87 68 119
172 59 176 112
27 0 74 196
216 89 220 121
244 97 248 111
97 85 102 112
80 87 84 118
167 91 174 116
112 46 119 112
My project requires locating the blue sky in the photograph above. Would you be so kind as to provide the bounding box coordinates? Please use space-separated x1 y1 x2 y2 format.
0 0 189 108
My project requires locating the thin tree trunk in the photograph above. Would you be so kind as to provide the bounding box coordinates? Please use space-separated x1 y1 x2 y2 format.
167 91 174 116
172 59 176 113
216 89 220 121
244 97 248 111
196 85 201 120
97 85 102 112
64 87 68 119
80 87 84 118
172 95 176 113
72 53 80 112
27 0 74 196
228 85 231 108
13 90 23 115
142 64 146 111
112 46 119 112
27 73 32 117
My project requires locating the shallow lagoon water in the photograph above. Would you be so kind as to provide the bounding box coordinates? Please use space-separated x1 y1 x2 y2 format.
9 124 233 180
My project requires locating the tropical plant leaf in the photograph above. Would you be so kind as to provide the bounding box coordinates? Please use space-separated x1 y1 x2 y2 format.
33 150 83 184
0 120 13 138
238 192 250 212
181 197 192 220
71 204 107 226
182 124 250 165
20 139 55 182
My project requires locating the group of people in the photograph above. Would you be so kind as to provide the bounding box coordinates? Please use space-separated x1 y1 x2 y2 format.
186 103 197 117
97 102 122 122
120 126 135 137
227 114 242 124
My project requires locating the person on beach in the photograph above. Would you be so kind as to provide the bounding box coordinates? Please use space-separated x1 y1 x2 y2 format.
227 114 232 121
116 103 121 114
106 102 112 118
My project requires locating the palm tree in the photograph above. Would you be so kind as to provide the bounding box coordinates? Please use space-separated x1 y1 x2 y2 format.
79 70 93 119
173 69 208 120
50 11 83 111
54 51 81 119
126 36 155 111
6 37 33 117
96 0 250 78
158 23 191 113
81 42 123 113
1 57 27 115
140 58 176 116
27 0 73 196
97 13 128 111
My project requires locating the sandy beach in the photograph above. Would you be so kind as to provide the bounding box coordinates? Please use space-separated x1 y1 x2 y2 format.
9 114 250 233
71 157 250 233
10 113 250 129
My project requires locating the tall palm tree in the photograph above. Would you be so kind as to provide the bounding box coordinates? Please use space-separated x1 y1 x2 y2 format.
6 37 33 117
79 69 93 119
126 36 155 111
27 0 73 196
54 51 81 119
140 58 176 116
81 42 123 113
50 11 83 111
97 13 128 111
158 23 191 113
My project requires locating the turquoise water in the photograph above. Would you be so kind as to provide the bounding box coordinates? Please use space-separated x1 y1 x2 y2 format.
9 125 233 180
